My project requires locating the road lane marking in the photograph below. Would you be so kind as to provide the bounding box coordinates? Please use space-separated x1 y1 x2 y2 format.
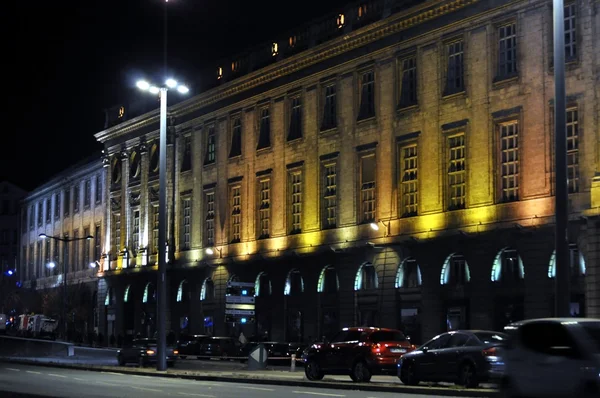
73 378 86 381
102 371 125 376
47 374 67 378
26 371 41 375
96 381 115 386
5 368 20 371
131 386 163 393
178 393 216 398
292 392 345 397
133 375 153 379
235 386 275 391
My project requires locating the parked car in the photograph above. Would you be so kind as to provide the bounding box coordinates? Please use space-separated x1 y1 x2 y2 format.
117 338 178 367
398 330 508 388
303 327 416 382
176 334 208 359
239 341 292 363
198 336 242 359
501 318 600 398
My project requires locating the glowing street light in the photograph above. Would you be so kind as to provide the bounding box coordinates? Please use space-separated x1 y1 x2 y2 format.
369 222 379 231
205 248 214 255
165 78 177 88
136 80 150 91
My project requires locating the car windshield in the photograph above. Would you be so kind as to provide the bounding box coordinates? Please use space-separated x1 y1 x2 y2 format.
474 332 508 345
580 323 600 353
370 331 406 343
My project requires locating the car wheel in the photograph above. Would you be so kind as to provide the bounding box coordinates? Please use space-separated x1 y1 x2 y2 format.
350 361 372 383
400 362 419 386
304 359 324 381
459 362 478 388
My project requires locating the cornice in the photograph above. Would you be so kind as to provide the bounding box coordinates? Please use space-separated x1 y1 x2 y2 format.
95 109 160 144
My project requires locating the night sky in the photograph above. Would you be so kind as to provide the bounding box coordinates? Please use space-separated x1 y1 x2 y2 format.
4 0 350 191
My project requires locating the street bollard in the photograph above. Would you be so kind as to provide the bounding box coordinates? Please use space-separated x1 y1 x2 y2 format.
290 354 296 372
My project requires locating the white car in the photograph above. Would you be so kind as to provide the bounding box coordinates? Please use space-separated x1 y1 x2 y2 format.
501 318 600 398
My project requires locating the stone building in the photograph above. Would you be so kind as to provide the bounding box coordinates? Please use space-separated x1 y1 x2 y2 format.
20 155 105 336
24 0 597 344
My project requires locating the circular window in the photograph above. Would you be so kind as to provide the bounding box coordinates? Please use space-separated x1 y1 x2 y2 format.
149 144 159 173
130 151 140 179
111 158 122 185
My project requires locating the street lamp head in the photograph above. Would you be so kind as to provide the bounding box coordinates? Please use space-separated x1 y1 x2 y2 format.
136 80 150 91
89 262 97 268
149 86 160 94
177 85 189 94
47 262 56 269
369 222 380 231
39 233 48 239
165 78 177 88
205 248 214 255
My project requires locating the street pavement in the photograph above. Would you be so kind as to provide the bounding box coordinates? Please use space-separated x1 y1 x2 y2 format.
0 362 483 398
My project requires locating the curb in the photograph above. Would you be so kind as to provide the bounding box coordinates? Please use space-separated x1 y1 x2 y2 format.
0 357 499 397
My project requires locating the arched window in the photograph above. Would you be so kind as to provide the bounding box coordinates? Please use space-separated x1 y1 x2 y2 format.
142 282 156 303
548 244 586 278
354 262 378 291
284 269 304 296
123 284 131 303
491 247 524 282
200 278 214 301
177 280 188 303
255 272 272 297
440 253 471 286
317 265 339 293
395 258 422 288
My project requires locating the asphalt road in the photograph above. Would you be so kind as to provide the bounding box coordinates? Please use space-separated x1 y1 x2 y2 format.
0 362 474 398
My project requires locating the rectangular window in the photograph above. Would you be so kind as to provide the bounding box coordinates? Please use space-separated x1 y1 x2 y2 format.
45 199 51 223
446 41 464 95
566 107 579 193
230 186 241 243
181 135 192 172
323 163 337 228
44 239 50 270
257 108 271 150
204 126 216 165
84 179 91 208
152 205 159 254
360 155 376 222
37 241 43 277
83 227 90 269
564 3 577 60
258 179 271 238
290 171 302 233
29 206 34 229
113 213 121 253
132 210 140 254
358 70 375 120
229 117 242 158
64 189 70 217
205 192 215 246
73 184 80 213
37 202 42 226
29 244 34 279
448 134 466 210
73 230 79 271
322 84 337 130
288 96 302 141
95 174 102 204
399 56 417 108
182 198 191 250
401 144 418 216
54 193 60 220
499 121 519 202
94 225 101 261
498 23 517 79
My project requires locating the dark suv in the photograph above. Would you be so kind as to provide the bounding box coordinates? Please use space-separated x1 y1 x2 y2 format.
302 327 415 382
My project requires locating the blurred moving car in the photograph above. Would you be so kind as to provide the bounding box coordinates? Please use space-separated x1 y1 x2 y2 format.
398 330 508 388
176 334 208 359
117 338 178 367
303 327 416 382
239 341 291 363
198 336 242 359
501 318 600 398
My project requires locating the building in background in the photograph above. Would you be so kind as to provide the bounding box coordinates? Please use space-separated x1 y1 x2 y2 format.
19 154 105 339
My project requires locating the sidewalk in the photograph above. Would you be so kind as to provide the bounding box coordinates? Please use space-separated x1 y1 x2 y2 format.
0 356 498 397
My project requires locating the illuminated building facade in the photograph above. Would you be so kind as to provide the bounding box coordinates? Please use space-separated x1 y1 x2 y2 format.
92 0 599 343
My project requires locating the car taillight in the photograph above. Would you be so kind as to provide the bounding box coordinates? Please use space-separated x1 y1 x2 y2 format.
482 347 497 356
371 343 387 354
146 350 156 355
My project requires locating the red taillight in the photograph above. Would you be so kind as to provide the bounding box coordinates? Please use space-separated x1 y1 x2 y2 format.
482 347 497 356
371 343 387 354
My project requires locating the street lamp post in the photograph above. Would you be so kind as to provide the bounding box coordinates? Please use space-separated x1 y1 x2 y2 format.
40 233 93 340
136 78 189 371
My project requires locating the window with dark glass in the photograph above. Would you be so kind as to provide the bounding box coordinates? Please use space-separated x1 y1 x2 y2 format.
446 41 464 95
257 108 271 150
360 155 376 222
205 192 215 246
566 107 579 193
37 202 42 226
287 96 302 141
564 3 577 60
73 184 80 213
84 227 90 269
358 70 375 120
132 210 140 253
321 84 337 130
84 179 91 208
95 174 102 204
181 198 191 250
94 225 101 260
399 56 417 108
64 189 70 217
45 199 51 223
204 126 216 165
498 23 517 79
229 117 242 158
448 134 466 210
322 163 337 229
499 121 519 202
181 135 192 172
